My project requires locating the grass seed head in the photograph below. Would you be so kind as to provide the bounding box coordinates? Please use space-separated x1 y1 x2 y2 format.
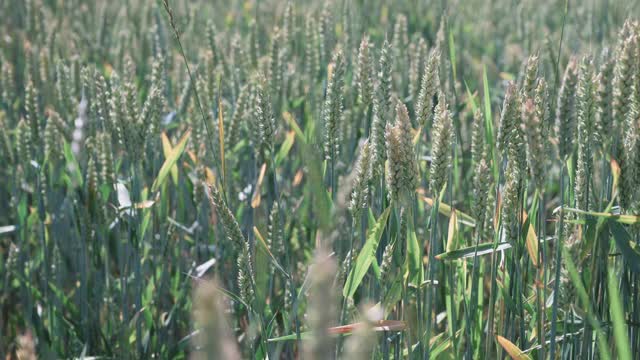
575 56 597 210
323 49 345 161
416 48 441 128
555 58 579 159
429 95 453 196
371 40 393 175
357 36 372 107
596 48 615 148
349 139 372 216
385 101 418 203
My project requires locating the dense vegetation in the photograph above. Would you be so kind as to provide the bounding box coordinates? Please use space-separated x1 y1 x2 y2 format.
1 0 640 358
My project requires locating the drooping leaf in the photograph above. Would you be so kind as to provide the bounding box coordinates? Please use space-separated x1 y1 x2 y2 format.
283 111 306 143
496 335 531 360
274 130 295 166
152 129 191 192
436 242 512 261
558 207 640 225
421 196 476 227
160 132 179 184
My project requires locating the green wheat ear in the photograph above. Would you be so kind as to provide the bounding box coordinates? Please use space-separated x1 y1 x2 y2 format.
613 29 637 138
472 158 491 238
356 36 372 108
497 83 527 172
207 184 245 249
305 15 321 80
267 200 285 259
416 47 440 129
385 101 418 204
471 109 485 167
621 102 639 211
349 139 372 217
43 110 62 163
226 84 249 148
501 154 520 244
0 111 13 164
429 94 453 197
575 56 596 211
25 79 41 142
206 183 255 308
596 48 614 149
323 49 345 162
16 118 33 169
392 13 409 90
520 53 539 99
268 27 283 101
96 131 114 186
556 58 579 160
1 61 16 113
497 82 519 157
371 40 393 176
237 241 256 310
524 79 546 190
254 77 276 161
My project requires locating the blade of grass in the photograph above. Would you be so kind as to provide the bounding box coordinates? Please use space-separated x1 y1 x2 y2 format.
607 263 632 360
151 128 191 193
562 245 611 360
343 205 392 299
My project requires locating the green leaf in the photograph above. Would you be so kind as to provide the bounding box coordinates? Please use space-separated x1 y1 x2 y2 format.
152 129 191 193
343 206 392 299
253 226 290 279
436 242 512 261
421 197 476 227
407 221 422 286
63 141 83 187
274 131 295 166
482 65 493 140
283 112 306 144
609 221 640 274
160 132 179 185
562 246 612 360
464 80 479 112
140 209 152 240
383 274 404 311
446 209 459 252
608 264 632 360
560 207 640 224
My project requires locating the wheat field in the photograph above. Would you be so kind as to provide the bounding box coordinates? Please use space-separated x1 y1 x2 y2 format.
1 0 640 359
